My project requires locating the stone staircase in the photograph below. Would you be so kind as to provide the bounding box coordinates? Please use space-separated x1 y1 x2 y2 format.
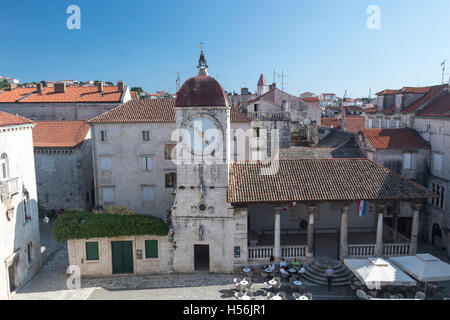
303 258 355 287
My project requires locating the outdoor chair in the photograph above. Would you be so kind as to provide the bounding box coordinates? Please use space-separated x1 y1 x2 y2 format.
303 292 313 300
292 292 302 300
414 291 426 300
266 292 275 300
234 291 245 300
233 278 242 291
261 271 270 279
277 292 287 300
263 281 273 292
280 272 290 281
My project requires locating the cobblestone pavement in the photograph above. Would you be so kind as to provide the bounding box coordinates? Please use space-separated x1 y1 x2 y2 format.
39 218 63 263
13 245 356 300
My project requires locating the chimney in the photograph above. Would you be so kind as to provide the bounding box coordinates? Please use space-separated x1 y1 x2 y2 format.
9 83 17 90
241 87 248 114
36 83 43 94
269 82 277 90
117 81 125 92
54 82 66 93
97 82 103 92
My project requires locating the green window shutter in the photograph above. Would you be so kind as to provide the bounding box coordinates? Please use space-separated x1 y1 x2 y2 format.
86 242 99 261
145 240 158 258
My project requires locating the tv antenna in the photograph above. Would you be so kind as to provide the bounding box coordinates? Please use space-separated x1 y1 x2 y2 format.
441 59 448 84
176 73 181 92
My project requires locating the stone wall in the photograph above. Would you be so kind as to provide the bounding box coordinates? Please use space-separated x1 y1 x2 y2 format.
67 235 172 276
0 124 41 299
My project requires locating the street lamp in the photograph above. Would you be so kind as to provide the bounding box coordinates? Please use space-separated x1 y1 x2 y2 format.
43 215 49 224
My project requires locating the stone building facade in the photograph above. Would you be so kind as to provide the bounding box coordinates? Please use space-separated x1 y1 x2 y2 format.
0 81 133 121
33 121 93 212
0 112 41 299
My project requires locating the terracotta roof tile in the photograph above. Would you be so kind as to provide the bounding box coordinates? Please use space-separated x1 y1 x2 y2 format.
400 87 431 94
300 97 320 103
376 89 398 96
401 84 447 114
33 121 90 148
343 116 365 133
0 111 33 126
228 159 432 204
88 98 248 123
0 86 125 103
417 92 450 118
321 117 341 129
361 128 430 150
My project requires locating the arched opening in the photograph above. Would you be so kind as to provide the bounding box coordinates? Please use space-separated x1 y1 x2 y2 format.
0 153 10 180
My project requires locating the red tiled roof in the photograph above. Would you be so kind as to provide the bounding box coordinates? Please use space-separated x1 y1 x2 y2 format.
361 128 430 150
300 97 320 103
401 84 447 114
175 75 229 107
257 73 266 86
365 106 377 114
0 86 125 103
0 111 33 127
33 121 90 148
343 116 365 133
376 89 398 96
228 159 432 204
130 91 138 100
400 87 431 94
89 98 248 123
0 87 36 102
321 117 341 129
417 92 450 118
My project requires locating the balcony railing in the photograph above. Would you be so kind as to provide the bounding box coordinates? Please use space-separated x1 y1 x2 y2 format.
248 245 307 261
1 177 19 197
347 244 376 258
247 111 290 121
347 243 411 258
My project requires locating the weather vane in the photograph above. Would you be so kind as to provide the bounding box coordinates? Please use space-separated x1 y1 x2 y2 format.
200 42 205 50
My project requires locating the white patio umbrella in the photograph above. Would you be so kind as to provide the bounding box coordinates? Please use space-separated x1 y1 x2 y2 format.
389 254 450 282
344 258 417 289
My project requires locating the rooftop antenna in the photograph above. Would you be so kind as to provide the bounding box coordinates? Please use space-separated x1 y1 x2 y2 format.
441 59 447 84
176 72 181 92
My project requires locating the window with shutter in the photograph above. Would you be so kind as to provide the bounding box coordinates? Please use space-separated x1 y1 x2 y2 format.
86 242 99 261
145 240 158 259
142 157 152 171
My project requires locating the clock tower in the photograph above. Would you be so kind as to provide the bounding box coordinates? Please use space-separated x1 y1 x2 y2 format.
170 52 243 273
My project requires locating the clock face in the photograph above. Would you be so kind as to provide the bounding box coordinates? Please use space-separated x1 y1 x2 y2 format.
184 117 220 154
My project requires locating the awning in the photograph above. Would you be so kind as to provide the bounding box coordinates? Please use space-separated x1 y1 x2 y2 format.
344 258 417 287
389 254 450 282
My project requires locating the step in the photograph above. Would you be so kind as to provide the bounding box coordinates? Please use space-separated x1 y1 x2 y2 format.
303 270 355 283
308 264 349 276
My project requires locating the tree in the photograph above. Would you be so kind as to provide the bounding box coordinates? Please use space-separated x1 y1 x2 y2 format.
131 87 143 93
40 80 47 87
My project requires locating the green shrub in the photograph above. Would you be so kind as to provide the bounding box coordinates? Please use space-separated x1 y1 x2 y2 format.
52 209 169 242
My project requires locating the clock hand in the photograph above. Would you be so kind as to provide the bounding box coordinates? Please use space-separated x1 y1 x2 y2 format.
193 126 210 145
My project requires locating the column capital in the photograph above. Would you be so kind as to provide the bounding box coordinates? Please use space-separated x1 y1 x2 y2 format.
410 202 423 211
306 206 317 215
375 203 385 214
341 204 349 214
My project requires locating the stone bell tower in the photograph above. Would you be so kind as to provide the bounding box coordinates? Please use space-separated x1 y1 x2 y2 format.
170 51 246 273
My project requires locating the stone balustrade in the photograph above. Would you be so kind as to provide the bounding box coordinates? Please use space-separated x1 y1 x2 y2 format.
248 245 307 261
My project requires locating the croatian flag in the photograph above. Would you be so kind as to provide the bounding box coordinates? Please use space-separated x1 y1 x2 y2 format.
357 200 367 217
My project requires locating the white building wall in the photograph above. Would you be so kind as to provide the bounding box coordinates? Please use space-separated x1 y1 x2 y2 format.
0 124 41 299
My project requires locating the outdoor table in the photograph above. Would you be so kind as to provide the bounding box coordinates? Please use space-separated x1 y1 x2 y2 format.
242 268 251 273
298 296 309 300
289 268 298 273
293 280 303 286
240 295 251 300
240 280 249 286
268 280 278 286
271 295 282 300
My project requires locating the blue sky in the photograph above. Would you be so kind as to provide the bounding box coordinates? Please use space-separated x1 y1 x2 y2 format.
2 0 450 97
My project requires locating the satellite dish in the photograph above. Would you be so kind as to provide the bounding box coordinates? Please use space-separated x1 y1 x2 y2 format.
304 117 311 125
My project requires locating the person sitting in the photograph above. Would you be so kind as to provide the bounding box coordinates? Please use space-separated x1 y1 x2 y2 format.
280 266 291 279
291 258 300 269
297 264 306 279
280 258 287 268
264 263 275 273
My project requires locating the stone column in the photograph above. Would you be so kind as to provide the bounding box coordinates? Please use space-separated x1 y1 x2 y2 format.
410 203 422 255
274 207 281 263
375 204 384 257
339 204 349 261
306 206 317 258
392 202 399 243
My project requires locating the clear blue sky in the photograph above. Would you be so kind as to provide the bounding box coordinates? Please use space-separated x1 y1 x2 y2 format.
2 0 450 97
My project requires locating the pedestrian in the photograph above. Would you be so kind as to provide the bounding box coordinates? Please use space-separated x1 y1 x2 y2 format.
325 266 334 291
297 264 306 280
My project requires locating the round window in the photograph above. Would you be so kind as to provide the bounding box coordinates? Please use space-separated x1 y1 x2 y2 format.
199 203 207 212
